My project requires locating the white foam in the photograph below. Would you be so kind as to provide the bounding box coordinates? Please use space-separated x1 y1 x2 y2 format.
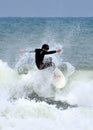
55 70 93 107
0 60 93 130
0 98 93 130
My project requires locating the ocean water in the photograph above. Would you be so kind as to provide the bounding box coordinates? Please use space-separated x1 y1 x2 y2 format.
0 17 93 130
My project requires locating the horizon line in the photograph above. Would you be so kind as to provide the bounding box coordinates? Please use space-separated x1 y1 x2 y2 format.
0 16 93 18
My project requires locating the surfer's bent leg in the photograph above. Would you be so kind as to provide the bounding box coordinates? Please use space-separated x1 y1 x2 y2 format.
39 62 52 69
38 57 55 70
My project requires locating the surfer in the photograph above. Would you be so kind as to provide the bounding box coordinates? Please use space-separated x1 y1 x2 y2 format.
30 44 61 70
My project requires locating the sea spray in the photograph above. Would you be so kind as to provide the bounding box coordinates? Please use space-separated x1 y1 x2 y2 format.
0 17 93 130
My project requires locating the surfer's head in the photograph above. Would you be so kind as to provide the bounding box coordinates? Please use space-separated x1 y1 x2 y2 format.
42 44 49 51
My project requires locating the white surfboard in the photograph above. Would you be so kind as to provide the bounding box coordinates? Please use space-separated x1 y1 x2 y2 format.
17 63 66 89
51 68 66 89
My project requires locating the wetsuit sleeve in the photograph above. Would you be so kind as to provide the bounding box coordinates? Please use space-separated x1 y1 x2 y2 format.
45 50 56 55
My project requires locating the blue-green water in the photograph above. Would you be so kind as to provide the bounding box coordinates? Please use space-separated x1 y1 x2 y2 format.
0 17 93 68
0 17 93 130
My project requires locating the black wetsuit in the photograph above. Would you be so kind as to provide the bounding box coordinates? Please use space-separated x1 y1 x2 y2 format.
35 49 56 70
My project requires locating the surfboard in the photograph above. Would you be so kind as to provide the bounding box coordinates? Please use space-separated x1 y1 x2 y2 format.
17 64 66 89
51 68 66 89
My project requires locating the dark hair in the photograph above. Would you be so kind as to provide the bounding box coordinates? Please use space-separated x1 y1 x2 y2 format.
42 44 49 50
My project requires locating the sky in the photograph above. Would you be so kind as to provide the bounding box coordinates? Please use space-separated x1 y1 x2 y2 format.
0 0 93 17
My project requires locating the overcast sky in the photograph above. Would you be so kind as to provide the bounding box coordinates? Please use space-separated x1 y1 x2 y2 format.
0 0 93 17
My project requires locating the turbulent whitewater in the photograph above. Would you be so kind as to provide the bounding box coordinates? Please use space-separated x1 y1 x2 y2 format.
0 17 93 130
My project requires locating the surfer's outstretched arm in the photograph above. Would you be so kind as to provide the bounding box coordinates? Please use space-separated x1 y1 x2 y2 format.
45 49 62 54
18 49 35 54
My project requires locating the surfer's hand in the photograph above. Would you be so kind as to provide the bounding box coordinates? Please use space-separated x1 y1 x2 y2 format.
56 49 62 53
